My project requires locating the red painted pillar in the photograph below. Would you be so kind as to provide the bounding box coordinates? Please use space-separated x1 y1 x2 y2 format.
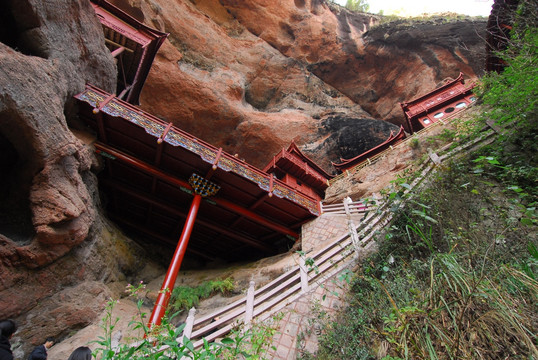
147 194 202 329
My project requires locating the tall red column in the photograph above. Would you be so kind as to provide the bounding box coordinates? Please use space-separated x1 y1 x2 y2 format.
147 194 202 329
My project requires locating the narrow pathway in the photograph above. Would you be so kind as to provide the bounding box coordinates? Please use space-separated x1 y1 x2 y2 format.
163 113 497 358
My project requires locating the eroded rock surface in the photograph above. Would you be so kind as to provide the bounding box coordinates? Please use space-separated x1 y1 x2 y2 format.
0 0 488 356
135 0 486 168
0 0 156 356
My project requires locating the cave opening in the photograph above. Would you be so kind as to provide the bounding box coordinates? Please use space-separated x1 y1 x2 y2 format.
0 129 36 244
0 0 46 58
0 1 20 50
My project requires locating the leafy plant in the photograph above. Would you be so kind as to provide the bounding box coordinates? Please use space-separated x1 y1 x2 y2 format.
93 282 281 360
296 251 319 274
344 0 369 12
408 137 420 149
478 0 538 155
313 146 538 358
169 278 234 314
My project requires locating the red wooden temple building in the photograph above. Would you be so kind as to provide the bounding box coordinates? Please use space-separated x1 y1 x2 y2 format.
400 72 477 133
331 126 406 173
90 0 168 104
75 84 330 326
82 0 332 329
76 84 324 261
263 142 333 202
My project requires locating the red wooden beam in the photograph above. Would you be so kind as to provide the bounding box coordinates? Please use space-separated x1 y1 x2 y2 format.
110 46 126 58
102 178 274 253
94 142 299 240
211 197 298 240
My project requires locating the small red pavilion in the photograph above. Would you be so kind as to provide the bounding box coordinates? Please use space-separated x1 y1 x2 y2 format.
332 126 406 173
90 0 168 105
400 73 476 133
263 142 334 202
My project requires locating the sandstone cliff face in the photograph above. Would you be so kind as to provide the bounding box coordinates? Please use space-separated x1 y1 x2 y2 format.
0 0 157 356
1 0 113 305
0 0 488 355
132 0 486 168
125 0 386 171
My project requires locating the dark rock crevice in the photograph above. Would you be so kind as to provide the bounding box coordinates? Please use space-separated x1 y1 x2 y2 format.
0 0 44 58
0 131 36 245
320 114 400 161
0 106 44 245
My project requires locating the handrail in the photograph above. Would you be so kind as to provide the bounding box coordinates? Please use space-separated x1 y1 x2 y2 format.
320 199 369 215
140 123 496 355
327 104 475 185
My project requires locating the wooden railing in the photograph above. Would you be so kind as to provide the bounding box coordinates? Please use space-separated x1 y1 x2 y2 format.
328 104 476 185
320 197 371 215
145 124 497 352
176 164 437 348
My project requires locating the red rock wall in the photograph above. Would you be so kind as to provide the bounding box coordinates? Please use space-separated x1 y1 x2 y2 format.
0 0 487 355
0 0 154 356
134 0 486 168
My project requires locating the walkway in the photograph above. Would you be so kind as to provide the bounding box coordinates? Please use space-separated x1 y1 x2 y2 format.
166 118 497 358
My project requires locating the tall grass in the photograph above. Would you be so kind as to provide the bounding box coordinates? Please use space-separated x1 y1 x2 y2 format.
312 155 537 359
376 253 538 359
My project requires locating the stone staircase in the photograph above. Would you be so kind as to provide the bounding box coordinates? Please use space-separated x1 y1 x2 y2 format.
161 118 497 358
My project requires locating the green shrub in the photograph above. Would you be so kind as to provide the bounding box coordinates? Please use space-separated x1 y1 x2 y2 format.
408 137 420 149
344 0 369 12
93 282 279 360
478 0 538 155
169 277 234 314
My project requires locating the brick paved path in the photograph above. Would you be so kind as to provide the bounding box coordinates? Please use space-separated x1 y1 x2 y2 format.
266 213 360 359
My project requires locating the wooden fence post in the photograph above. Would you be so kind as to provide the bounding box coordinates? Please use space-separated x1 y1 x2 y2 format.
180 307 196 342
428 148 441 165
245 280 255 324
299 256 309 293
343 196 352 217
344 197 361 258
348 219 361 259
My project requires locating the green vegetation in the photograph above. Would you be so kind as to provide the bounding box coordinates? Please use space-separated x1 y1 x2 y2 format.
309 2 538 358
327 0 369 13
374 13 480 27
426 128 456 146
90 2 537 358
479 2 537 141
93 282 280 359
168 277 234 314
408 136 420 149
344 0 369 12
312 161 537 358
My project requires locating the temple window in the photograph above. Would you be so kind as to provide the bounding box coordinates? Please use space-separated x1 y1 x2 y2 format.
456 102 467 108
434 112 444 118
